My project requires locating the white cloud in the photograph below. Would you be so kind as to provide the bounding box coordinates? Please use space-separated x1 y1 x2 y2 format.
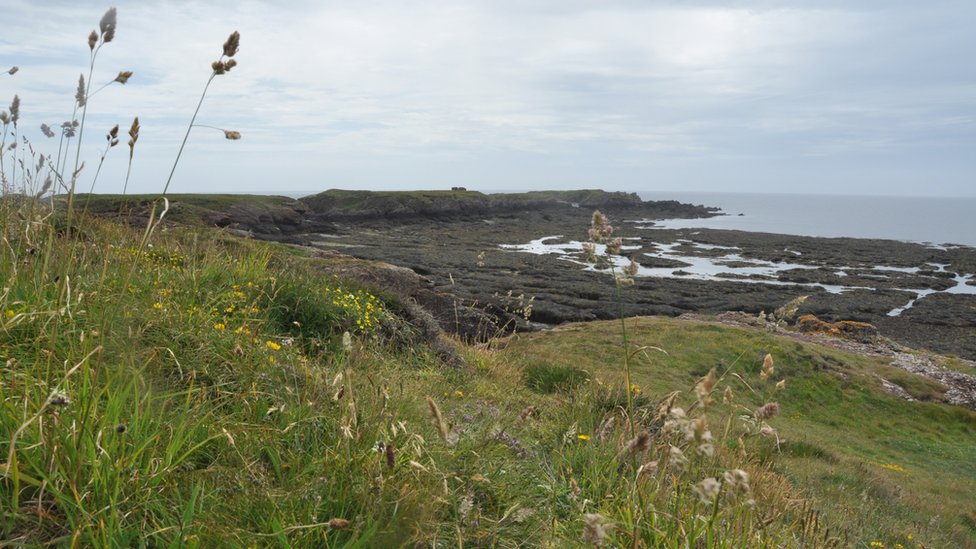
1 0 973 196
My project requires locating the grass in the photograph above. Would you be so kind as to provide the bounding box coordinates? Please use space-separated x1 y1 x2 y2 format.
3 6 974 547
500 317 976 547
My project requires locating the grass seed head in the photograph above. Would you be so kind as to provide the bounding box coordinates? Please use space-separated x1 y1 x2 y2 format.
9 95 19 125
760 353 775 381
99 8 117 43
6 66 18 75
755 402 780 420
223 31 240 57
583 513 609 547
88 30 98 50
75 75 86 107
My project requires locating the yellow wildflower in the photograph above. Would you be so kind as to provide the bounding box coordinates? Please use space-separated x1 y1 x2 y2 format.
265 340 281 351
214 323 226 331
577 434 590 441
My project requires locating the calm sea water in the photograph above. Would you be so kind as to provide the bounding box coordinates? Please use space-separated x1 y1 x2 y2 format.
638 192 976 247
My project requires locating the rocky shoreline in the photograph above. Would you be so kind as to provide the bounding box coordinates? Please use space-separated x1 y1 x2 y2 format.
94 190 976 361
282 199 975 361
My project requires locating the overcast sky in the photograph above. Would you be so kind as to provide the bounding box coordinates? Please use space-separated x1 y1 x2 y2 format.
2 0 974 197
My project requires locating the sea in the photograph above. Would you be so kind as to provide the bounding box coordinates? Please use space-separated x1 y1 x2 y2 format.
637 192 976 248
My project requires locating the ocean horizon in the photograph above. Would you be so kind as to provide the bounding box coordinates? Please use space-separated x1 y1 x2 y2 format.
637 191 976 247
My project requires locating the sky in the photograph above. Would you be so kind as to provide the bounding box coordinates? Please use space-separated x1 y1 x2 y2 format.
1 0 974 197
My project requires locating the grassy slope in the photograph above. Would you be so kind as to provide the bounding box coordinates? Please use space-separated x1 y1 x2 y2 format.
1 211 973 547
501 318 976 547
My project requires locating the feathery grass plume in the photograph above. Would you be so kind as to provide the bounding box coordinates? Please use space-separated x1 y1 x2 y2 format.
755 402 780 420
653 391 679 424
582 513 609 547
0 111 8 125
9 95 19 125
327 518 350 530
695 367 717 408
127 117 139 156
88 30 98 50
40 123 55 138
770 295 808 327
606 237 622 255
760 353 774 381
36 174 52 198
223 130 241 140
622 430 651 456
223 30 241 57
723 469 752 499
624 257 639 277
775 379 786 391
723 385 734 404
99 8 117 43
6 66 17 75
161 30 241 196
114 70 133 84
426 396 450 444
668 445 688 473
75 74 87 107
595 414 616 442
107 124 119 146
694 477 722 505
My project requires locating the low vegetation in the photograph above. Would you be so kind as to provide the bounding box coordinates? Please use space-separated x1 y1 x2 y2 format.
2 7 973 548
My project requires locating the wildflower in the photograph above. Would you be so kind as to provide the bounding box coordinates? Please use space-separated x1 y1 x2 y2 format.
454 390 464 397
152 302 163 310
869 542 885 548
4 309 14 319
694 477 722 505
630 383 642 396
213 323 226 331
265 340 281 351
577 434 590 441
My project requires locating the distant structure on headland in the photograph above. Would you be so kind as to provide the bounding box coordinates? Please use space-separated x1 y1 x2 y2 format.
451 186 467 191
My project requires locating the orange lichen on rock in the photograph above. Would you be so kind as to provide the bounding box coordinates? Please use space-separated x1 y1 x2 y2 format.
795 314 878 342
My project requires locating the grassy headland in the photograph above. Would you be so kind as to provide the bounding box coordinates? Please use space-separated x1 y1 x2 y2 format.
1 207 973 547
3 8 973 547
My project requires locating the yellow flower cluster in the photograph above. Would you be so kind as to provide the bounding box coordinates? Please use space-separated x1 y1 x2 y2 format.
323 286 384 333
879 463 907 473
121 246 186 269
